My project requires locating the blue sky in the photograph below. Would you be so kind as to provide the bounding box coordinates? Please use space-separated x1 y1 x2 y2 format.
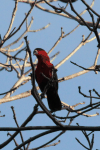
0 0 100 149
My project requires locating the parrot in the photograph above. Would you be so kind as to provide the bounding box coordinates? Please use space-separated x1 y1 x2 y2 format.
33 48 62 111
59 0 77 3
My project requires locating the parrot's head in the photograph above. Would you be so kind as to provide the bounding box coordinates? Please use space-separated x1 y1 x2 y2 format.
33 48 50 62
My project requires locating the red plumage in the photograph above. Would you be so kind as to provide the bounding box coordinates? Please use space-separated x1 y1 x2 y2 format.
33 48 62 111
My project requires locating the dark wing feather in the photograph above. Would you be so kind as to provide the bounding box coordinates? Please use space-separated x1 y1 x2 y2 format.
59 0 77 3
39 66 62 111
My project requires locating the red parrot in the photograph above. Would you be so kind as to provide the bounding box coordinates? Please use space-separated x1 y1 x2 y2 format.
33 48 62 111
59 0 77 3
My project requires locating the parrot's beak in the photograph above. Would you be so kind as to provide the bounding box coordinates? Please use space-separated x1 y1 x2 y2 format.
33 49 38 55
